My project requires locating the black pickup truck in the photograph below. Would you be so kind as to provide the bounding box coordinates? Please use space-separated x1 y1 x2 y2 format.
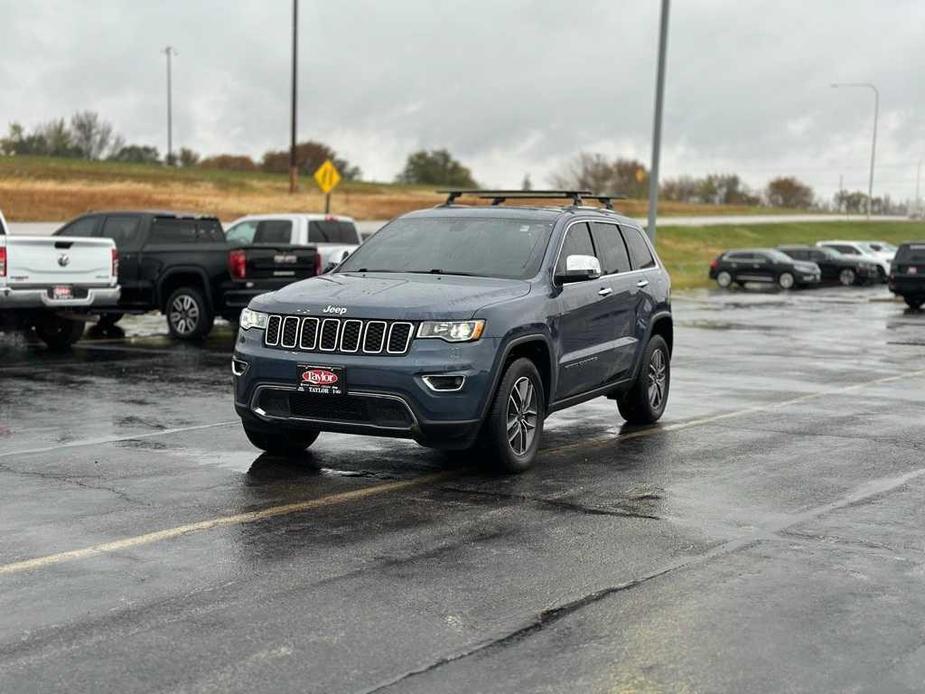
54 211 319 339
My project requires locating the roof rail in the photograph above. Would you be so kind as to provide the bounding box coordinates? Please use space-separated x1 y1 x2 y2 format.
438 189 628 208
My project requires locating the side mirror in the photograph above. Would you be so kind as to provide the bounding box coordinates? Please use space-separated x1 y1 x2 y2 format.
556 254 602 284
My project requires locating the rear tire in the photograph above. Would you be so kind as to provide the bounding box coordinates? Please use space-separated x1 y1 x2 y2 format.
617 335 670 425
716 271 733 288
481 358 545 474
166 286 214 340
34 315 85 350
905 296 924 310
838 268 856 286
243 424 320 456
97 312 124 329
778 272 795 289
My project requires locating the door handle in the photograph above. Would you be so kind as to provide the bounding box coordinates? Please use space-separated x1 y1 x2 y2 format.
598 287 613 296
636 279 649 288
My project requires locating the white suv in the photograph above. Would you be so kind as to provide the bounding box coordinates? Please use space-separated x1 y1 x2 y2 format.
816 240 891 281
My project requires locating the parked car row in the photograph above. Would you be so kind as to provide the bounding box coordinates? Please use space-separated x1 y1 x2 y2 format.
0 209 362 347
710 239 898 291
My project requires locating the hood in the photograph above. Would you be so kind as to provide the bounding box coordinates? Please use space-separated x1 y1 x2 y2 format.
250 271 531 320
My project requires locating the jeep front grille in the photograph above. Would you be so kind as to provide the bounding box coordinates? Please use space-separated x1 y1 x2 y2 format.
263 315 414 356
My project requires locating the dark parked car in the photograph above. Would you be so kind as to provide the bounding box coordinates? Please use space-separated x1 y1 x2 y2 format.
888 242 925 309
709 248 821 289
778 245 878 286
55 211 320 339
232 190 673 472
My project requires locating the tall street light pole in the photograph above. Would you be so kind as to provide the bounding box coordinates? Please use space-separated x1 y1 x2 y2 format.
916 159 922 217
831 82 878 219
289 0 299 194
646 0 670 242
162 46 177 166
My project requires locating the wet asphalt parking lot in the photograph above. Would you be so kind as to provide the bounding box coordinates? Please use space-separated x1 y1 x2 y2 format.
0 285 923 693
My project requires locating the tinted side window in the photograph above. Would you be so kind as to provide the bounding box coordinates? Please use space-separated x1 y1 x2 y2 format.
621 227 656 269
556 223 595 274
830 244 859 255
101 216 141 248
783 249 806 260
308 221 359 243
590 222 631 274
254 220 293 244
58 215 100 237
197 219 225 242
149 219 197 245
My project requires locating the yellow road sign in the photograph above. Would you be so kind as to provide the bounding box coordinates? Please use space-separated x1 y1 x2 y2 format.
313 159 342 194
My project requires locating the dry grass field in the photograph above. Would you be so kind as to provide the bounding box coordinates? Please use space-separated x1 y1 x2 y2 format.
1 155 796 221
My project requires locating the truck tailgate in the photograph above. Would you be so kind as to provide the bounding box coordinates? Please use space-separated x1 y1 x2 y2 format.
6 236 115 286
239 245 318 280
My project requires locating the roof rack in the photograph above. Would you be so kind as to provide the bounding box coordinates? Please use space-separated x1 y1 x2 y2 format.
437 189 625 210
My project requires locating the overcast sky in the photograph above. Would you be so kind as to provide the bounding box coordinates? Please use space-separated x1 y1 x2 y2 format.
2 0 924 200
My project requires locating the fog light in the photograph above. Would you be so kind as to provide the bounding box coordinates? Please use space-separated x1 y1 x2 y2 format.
231 357 249 376
422 374 465 392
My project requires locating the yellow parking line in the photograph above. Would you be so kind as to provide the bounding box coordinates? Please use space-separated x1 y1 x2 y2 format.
0 472 455 577
1 367 922 578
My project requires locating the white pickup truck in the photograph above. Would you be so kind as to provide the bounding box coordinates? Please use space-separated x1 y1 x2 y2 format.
224 214 361 271
0 210 120 349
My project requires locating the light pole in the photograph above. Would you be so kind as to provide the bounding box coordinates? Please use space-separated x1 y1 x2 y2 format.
162 46 177 166
289 0 299 193
916 159 922 217
831 82 878 219
646 0 671 242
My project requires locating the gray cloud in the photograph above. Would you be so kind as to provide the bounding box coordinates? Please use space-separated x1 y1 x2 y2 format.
1 0 923 199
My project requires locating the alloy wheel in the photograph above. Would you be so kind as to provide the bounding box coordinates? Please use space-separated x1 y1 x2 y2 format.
169 294 200 336
506 376 538 456
840 268 855 286
647 347 667 410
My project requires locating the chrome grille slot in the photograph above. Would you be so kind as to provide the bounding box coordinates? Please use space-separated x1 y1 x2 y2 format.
387 322 414 354
265 315 282 346
340 319 362 353
280 316 299 348
263 315 414 356
319 319 340 351
299 317 319 350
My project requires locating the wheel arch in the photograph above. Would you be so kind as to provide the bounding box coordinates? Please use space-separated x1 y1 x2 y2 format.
157 268 213 312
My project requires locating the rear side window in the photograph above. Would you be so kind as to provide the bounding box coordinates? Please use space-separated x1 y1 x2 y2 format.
557 223 595 274
149 218 197 244
725 252 751 261
829 244 860 255
308 220 358 243
101 216 141 248
621 227 656 269
58 215 100 237
197 219 225 242
254 220 293 244
590 222 631 274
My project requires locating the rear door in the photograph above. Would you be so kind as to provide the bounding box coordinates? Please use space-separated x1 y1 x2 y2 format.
590 221 638 380
99 214 146 304
553 222 615 400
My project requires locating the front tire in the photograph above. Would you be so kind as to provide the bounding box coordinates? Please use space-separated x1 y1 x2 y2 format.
481 358 545 474
34 315 85 350
166 286 214 340
838 268 856 286
716 270 733 288
243 424 320 456
778 272 795 290
617 335 670 425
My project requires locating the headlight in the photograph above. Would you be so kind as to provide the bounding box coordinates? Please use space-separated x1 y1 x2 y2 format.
417 320 485 342
239 308 269 330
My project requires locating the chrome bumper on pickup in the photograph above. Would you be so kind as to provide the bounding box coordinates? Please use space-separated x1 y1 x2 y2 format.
0 285 121 309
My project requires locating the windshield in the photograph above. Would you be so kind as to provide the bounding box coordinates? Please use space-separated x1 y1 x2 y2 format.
337 216 555 280
896 244 925 263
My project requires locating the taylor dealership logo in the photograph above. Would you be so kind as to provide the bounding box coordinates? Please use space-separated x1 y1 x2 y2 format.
302 368 339 386
322 305 347 315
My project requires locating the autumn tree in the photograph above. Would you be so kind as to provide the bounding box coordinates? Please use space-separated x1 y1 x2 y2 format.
766 176 814 209
396 149 477 187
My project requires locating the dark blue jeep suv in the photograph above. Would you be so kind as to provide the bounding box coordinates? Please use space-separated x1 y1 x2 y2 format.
232 190 673 472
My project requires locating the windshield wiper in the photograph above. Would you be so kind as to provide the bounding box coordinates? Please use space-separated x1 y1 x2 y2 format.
407 269 478 276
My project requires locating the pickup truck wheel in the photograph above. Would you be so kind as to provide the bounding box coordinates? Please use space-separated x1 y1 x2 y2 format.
34 315 85 351
243 425 320 456
617 335 670 425
97 313 123 329
166 287 214 340
482 358 545 474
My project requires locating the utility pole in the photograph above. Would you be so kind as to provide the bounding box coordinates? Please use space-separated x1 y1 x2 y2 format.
838 173 845 218
831 82 879 219
289 0 299 193
646 0 670 242
916 159 922 217
162 46 177 166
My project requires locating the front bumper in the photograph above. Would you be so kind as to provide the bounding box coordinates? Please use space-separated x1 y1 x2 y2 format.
0 285 120 309
232 326 500 448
